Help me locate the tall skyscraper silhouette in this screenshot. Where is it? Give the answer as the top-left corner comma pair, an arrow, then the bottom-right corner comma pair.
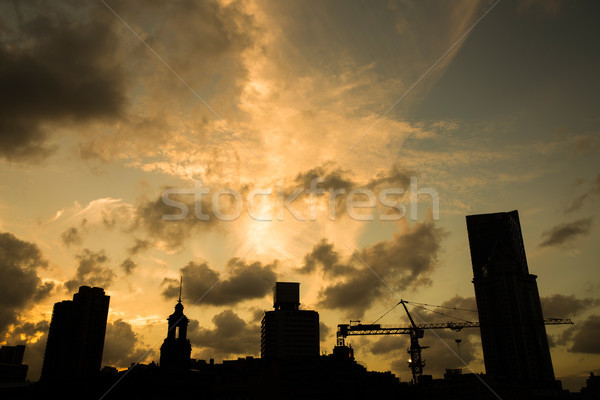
41,286 -> 110,381
466,210 -> 555,384
160,278 -> 191,370
261,282 -> 319,359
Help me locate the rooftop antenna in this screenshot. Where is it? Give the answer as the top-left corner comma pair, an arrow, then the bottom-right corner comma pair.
178,276 -> 182,303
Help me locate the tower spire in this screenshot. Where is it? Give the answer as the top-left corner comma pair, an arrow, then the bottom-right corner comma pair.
178,276 -> 182,303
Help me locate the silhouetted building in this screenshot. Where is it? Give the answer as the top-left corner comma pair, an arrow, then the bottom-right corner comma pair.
261,282 -> 319,359
466,210 -> 555,384
581,372 -> 600,399
159,285 -> 191,371
0,345 -> 28,382
41,286 -> 110,381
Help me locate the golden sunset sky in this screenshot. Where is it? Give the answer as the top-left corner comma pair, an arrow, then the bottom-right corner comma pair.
0,0 -> 598,391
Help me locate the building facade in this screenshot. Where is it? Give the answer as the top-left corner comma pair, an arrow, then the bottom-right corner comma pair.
261,282 -> 319,359
466,210 -> 555,384
41,286 -> 110,380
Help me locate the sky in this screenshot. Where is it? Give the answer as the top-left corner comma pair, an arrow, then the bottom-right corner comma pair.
0,0 -> 599,391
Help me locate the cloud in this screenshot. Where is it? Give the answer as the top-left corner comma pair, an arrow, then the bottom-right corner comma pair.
569,315 -> 600,354
0,232 -> 53,334
566,174 -> 600,212
130,162 -> 415,252
539,218 -> 593,247
120,258 -> 137,275
0,0 -> 259,165
320,322 -> 331,343
419,296 -> 479,323
370,336 -> 406,356
366,164 -> 414,190
572,135 -> 598,155
102,319 -> 151,368
289,162 -> 413,219
517,0 -> 563,16
540,294 -> 600,318
298,239 -> 353,276
127,238 -> 152,255
0,2 -> 124,162
293,163 -> 357,193
74,0 -> 259,164
188,310 -> 259,359
250,308 -> 265,323
61,227 -> 82,247
162,258 -> 277,306
65,248 -> 115,291
133,191 -> 221,250
317,220 -> 447,317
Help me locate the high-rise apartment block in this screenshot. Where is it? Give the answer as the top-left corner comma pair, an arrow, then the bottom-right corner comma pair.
466,210 -> 555,383
41,286 -> 110,380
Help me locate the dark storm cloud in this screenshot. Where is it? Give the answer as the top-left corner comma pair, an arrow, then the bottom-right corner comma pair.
76,0 -> 259,163
297,239 -> 353,276
317,221 -> 447,317
569,315 -> 600,354
188,310 -> 259,358
566,174 -> 600,213
539,218 -> 593,247
293,162 -> 356,193
0,2 -> 124,162
540,294 -> 599,318
103,319 -> 151,368
61,227 -> 82,247
120,258 -> 137,275
0,232 -> 53,334
65,248 -> 115,291
162,258 -> 277,306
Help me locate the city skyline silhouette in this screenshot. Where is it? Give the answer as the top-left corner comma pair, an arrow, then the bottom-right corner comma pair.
1,0 -> 599,398
1,211 -> 596,399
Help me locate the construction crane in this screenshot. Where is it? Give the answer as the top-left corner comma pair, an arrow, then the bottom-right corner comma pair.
336,300 -> 573,384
